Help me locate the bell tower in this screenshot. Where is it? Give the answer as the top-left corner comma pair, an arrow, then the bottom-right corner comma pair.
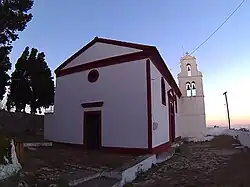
177,53 -> 206,138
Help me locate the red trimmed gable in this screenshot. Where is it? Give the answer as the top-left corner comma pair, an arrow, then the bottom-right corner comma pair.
55,37 -> 182,98
54,37 -> 156,74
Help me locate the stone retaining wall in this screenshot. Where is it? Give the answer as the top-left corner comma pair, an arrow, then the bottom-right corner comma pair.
225,129 -> 250,148
0,110 -> 44,136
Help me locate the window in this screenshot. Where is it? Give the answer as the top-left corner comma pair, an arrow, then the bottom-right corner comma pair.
88,69 -> 99,83
186,82 -> 192,97
187,64 -> 191,76
191,81 -> 196,96
161,77 -> 166,105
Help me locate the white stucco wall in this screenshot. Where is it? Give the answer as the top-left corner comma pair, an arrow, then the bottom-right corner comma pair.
63,42 -> 142,69
179,114 -> 206,138
45,59 -> 148,148
150,61 -> 180,148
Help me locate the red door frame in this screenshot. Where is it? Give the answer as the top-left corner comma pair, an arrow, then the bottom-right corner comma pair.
83,111 -> 102,149
168,89 -> 175,143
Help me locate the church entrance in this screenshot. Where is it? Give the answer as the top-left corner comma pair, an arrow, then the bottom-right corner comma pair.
84,111 -> 101,150
168,90 -> 175,143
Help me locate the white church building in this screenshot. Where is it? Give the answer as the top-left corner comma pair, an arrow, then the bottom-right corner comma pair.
44,37 -> 206,154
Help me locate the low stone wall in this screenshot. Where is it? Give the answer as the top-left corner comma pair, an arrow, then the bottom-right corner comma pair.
224,130 -> 250,148
44,113 -> 54,141
0,110 -> 44,137
207,127 -> 250,148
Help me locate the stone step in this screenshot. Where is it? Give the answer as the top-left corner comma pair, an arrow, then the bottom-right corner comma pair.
235,146 -> 245,149
23,142 -> 52,147
232,143 -> 241,147
73,176 -> 120,187
156,147 -> 175,164
65,170 -> 102,186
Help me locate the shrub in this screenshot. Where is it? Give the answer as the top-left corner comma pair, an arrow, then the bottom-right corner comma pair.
0,135 -> 11,164
239,128 -> 250,132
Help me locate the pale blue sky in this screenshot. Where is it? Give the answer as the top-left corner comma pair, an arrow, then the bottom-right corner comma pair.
9,0 -> 250,126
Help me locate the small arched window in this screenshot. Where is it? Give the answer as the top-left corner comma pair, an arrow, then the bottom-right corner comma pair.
186,82 -> 192,97
187,64 -> 191,76
161,77 -> 166,105
191,81 -> 196,96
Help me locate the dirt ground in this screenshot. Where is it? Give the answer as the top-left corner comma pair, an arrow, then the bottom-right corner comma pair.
1,144 -> 138,187
1,135 -> 250,187
22,144 -> 138,171
129,135 -> 250,187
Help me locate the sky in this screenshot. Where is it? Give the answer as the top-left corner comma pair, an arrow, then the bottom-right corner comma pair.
8,0 -> 250,127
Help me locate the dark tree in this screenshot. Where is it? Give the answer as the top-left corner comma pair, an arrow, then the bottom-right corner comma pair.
0,0 -> 33,100
0,0 -> 34,45
8,47 -> 54,113
31,52 -> 54,113
0,46 -> 11,100
8,47 -> 31,112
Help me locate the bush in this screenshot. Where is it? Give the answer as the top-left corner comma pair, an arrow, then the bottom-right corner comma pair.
239,128 -> 250,132
0,135 -> 11,164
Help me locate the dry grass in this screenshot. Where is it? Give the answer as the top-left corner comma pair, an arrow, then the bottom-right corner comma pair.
213,149 -> 250,187
209,135 -> 240,149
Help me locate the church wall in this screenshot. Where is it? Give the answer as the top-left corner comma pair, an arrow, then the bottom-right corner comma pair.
45,59 -> 149,148
178,97 -> 206,137
150,60 -> 180,148
179,113 -> 206,138
179,96 -> 205,115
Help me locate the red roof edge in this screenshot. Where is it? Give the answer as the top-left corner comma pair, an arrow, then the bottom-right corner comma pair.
54,37 -> 99,74
54,37 -> 156,74
151,49 -> 182,98
96,37 -> 156,50
54,37 -> 181,97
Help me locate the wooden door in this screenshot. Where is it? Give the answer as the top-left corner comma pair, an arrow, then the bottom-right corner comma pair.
84,111 -> 101,150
